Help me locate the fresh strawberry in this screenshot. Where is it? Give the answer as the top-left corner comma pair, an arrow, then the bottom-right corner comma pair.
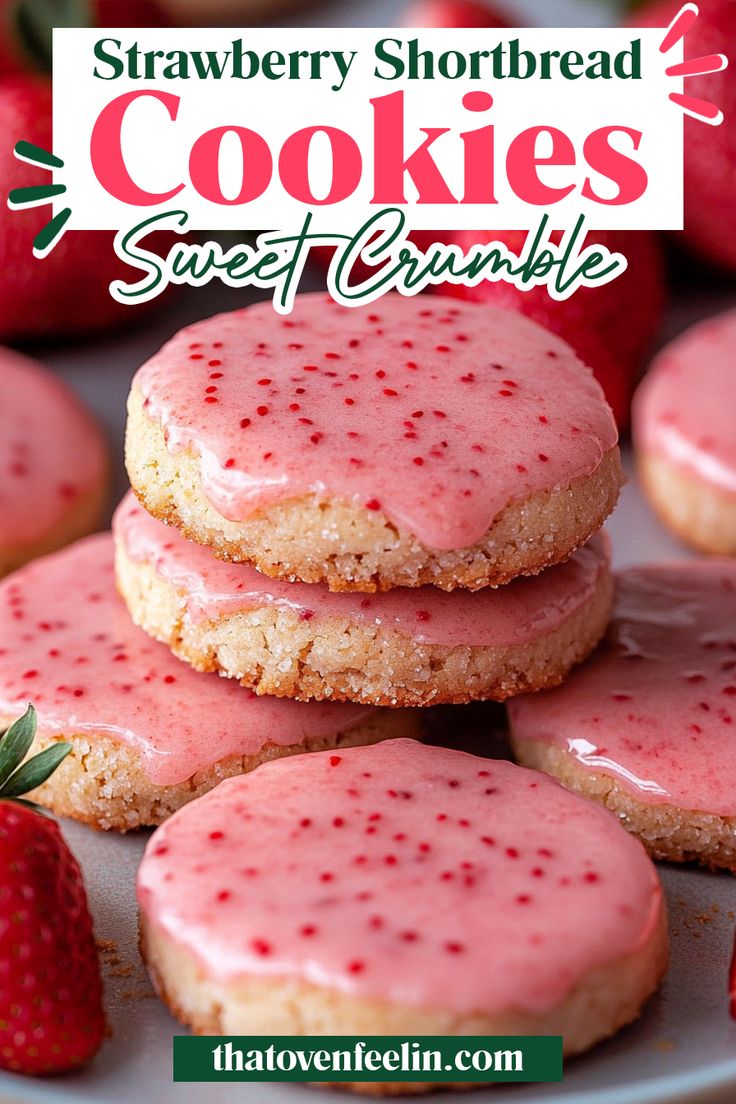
628,0 -> 736,273
0,75 -> 174,342
401,0 -> 514,27
0,705 -> 104,1075
437,228 -> 665,429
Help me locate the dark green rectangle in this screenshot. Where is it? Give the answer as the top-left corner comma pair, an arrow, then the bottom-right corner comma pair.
173,1035 -> 563,1082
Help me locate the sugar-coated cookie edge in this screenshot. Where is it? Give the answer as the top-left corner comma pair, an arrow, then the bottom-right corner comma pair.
13,712 -> 417,831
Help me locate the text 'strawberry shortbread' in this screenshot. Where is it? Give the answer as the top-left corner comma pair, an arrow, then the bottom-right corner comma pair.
0,534 -> 414,830
510,560 -> 736,871
126,293 -> 622,592
114,492 -> 612,706
0,347 -> 108,577
138,739 -> 666,1094
634,308 -> 736,555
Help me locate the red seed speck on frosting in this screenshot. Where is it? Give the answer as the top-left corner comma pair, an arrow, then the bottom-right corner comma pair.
138,740 -> 661,1016
133,294 -> 617,552
510,561 -> 736,816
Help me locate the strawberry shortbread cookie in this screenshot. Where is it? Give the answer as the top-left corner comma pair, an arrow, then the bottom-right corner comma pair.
125,294 -> 622,592
0,347 -> 107,576
0,534 -> 414,830
633,308 -> 736,555
510,560 -> 736,871
138,739 -> 666,1093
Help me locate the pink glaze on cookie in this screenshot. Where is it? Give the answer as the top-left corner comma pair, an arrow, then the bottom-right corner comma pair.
510,561 -> 736,816
634,308 -> 736,496
132,294 -> 618,551
114,492 -> 610,648
138,739 -> 662,1015
0,534 -> 374,786
0,347 -> 107,546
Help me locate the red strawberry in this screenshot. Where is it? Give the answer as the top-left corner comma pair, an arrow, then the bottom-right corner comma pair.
437,228 -> 665,429
401,0 -> 514,27
1,3 -> 170,78
628,0 -> 736,273
0,75 -> 175,342
0,705 -> 104,1075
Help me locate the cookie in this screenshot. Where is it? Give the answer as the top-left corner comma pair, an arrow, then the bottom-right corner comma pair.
633,308 -> 736,555
114,492 -> 613,706
126,293 -> 622,592
0,347 -> 108,576
0,534 -> 415,831
138,739 -> 667,1094
509,560 -> 736,871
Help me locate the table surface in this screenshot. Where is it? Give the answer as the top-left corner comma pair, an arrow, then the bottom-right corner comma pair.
2,1 -> 736,1102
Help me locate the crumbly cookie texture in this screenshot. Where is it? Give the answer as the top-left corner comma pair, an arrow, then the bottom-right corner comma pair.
140,911 -> 667,1096
14,712 -> 415,832
638,453 -> 736,556
126,386 -> 623,592
511,738 -> 736,873
114,538 -> 613,706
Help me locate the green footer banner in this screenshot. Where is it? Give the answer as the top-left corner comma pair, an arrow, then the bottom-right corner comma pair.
173,1036 -> 563,1083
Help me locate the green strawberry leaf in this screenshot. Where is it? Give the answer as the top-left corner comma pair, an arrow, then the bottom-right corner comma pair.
0,704 -> 37,788
0,741 -> 71,799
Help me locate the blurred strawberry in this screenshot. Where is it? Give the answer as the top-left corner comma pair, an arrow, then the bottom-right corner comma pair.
628,0 -> 736,273
0,2 -> 170,79
0,75 -> 176,343
438,228 -> 665,429
401,0 -> 514,27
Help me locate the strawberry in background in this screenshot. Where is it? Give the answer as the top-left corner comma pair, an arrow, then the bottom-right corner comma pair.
401,0 -> 514,26
0,2 -> 170,79
628,0 -> 736,274
438,229 -> 665,430
0,76 -> 176,343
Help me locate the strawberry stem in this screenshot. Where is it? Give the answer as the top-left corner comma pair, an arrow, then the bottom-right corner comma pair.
0,704 -> 70,804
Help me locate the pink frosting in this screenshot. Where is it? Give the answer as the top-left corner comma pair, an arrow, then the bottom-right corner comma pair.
0,534 -> 374,786
114,492 -> 609,649
138,740 -> 661,1015
509,561 -> 736,816
132,294 -> 618,551
0,347 -> 107,548
634,308 -> 736,497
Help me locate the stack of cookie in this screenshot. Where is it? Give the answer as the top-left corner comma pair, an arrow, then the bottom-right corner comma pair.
119,292 -> 622,711
0,292 -> 622,834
